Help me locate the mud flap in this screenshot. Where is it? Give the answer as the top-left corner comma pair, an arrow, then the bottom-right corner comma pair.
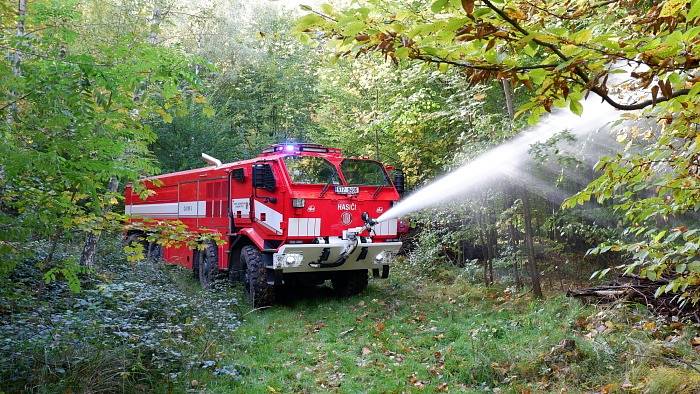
263,253 -> 284,286
267,268 -> 284,286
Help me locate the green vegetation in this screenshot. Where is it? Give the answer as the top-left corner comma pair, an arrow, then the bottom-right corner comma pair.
0,242 -> 240,392
213,265 -> 700,393
4,245 -> 700,392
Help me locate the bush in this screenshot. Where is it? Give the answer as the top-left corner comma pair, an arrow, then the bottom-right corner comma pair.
400,226 -> 447,278
0,239 -> 241,392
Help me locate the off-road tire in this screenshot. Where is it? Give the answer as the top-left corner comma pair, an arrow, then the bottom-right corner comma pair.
241,245 -> 275,308
332,270 -> 368,297
228,264 -> 243,283
125,233 -> 146,248
146,243 -> 162,262
197,243 -> 219,289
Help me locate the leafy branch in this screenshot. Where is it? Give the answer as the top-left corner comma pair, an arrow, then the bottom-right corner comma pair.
480,0 -> 691,111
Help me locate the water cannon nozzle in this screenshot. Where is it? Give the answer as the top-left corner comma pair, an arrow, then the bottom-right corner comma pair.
361,212 -> 377,227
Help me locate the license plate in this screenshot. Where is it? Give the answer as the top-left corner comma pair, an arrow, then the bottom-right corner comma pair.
334,186 -> 359,195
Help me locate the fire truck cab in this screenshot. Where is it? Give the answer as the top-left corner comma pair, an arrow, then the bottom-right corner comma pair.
124,143 -> 405,307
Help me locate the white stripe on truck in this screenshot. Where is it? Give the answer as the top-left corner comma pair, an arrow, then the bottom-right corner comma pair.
254,200 -> 283,235
288,218 -> 321,237
372,218 -> 398,236
125,201 -> 207,218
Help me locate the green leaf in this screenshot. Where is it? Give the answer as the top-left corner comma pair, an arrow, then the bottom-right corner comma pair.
161,111 -> 173,124
676,263 -> 687,274
528,68 -> 547,84
431,0 -> 450,12
395,47 -> 410,59
688,261 -> 700,273
645,269 -> 657,281
661,0 -> 689,17
654,284 -> 667,298
654,230 -> 667,242
523,43 -> 536,57
689,0 -> 700,21
342,21 -> 365,36
569,100 -> 583,116
296,13 -> 324,30
571,29 -> 592,44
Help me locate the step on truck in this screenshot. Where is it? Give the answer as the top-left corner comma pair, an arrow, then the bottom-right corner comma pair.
124,143 -> 406,307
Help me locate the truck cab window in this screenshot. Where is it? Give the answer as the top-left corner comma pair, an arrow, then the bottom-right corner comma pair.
283,156 -> 340,185
341,159 -> 389,186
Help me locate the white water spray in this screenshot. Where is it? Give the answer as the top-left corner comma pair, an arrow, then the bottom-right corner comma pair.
377,93 -> 625,223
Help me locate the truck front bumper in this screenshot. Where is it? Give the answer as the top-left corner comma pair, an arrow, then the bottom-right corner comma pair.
272,241 -> 402,273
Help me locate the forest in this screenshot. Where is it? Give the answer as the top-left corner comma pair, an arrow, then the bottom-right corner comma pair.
1,0 -> 699,392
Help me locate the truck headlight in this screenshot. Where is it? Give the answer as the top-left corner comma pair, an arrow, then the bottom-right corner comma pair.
273,253 -> 304,268
292,198 -> 305,208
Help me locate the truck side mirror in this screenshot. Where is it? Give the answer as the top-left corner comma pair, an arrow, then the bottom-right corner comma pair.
393,169 -> 405,196
252,163 -> 276,191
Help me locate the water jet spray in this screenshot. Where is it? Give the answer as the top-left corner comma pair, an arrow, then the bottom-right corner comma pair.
374,68 -> 645,224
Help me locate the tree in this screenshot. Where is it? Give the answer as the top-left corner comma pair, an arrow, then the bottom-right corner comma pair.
144,2 -> 328,173
0,0 -> 206,279
298,0 -> 700,300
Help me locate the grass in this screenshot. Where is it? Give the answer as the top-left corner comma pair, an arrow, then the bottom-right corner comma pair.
3,252 -> 700,393
178,264 -> 700,393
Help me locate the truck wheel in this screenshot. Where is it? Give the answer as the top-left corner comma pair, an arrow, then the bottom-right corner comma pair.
146,243 -> 162,262
197,243 -> 219,289
241,245 -> 275,308
332,270 -> 368,297
124,233 -> 144,247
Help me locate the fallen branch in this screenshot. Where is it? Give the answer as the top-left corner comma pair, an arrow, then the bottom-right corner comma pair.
567,275 -> 700,323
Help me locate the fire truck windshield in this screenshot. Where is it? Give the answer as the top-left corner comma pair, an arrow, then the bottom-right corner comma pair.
341,159 -> 390,186
283,156 -> 340,185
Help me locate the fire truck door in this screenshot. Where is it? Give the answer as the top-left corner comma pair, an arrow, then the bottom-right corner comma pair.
229,167 -> 251,231
252,162 -> 285,236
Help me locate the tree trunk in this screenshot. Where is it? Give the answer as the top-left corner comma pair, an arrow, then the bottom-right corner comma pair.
511,227 -> 522,287
80,177 -> 119,267
506,188 -> 523,287
522,189 -> 543,298
487,209 -> 497,283
477,212 -> 490,285
502,80 -> 524,288
6,0 -> 26,124
147,7 -> 162,45
502,79 -> 515,121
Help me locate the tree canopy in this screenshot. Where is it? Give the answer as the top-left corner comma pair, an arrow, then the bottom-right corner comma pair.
298,0 -> 700,303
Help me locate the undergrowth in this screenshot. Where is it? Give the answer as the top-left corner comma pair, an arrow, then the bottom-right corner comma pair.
2,242 -> 699,393
0,240 -> 241,393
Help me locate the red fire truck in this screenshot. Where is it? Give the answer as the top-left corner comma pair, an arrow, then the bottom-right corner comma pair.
124,143 -> 405,307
